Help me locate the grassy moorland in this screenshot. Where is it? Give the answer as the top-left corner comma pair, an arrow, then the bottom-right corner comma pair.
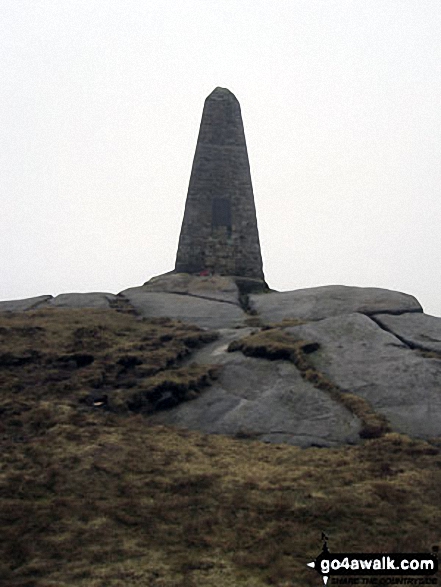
1,308 -> 441,587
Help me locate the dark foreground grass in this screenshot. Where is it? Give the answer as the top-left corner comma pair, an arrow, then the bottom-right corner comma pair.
1,309 -> 441,586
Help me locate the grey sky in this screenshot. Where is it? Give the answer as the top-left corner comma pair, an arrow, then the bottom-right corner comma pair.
1,1 -> 440,314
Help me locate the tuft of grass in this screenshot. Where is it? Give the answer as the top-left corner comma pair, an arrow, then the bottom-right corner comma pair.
244,315 -> 263,327
417,349 -> 441,361
228,328 -> 390,439
108,363 -> 221,413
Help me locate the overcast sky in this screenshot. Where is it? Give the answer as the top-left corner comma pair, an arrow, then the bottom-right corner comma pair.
1,0 -> 440,315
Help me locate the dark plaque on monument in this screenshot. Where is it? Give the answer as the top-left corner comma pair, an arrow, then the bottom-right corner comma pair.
212,198 -> 232,228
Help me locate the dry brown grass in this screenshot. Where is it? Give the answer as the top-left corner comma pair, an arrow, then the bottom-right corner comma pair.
0,308 -> 218,416
1,310 -> 441,586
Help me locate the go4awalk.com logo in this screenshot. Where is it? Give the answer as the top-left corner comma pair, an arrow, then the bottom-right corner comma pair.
307,534 -> 438,585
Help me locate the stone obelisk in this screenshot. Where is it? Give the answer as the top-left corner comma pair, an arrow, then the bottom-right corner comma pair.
175,87 -> 265,282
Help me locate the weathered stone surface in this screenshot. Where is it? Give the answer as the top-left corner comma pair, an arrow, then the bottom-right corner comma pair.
284,313 -> 441,438
372,312 -> 441,353
175,87 -> 264,281
0,295 -> 53,312
119,287 -> 246,329
142,273 -> 241,305
148,329 -> 361,447
42,292 -> 117,309
250,285 -> 422,324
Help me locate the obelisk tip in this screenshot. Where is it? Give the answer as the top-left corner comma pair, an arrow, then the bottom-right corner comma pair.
207,87 -> 237,101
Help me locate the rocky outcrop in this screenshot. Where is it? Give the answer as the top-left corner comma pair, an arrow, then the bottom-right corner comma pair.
2,279 -> 440,447
0,295 -> 53,312
0,293 -> 117,311
284,313 -> 441,439
141,273 -> 241,305
119,274 -> 247,329
129,281 -> 441,444
42,292 -> 117,309
250,285 -> 422,324
149,329 -> 361,447
0,276 -> 247,330
119,287 -> 246,330
371,312 -> 441,353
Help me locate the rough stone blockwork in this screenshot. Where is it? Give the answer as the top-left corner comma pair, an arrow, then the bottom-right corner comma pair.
175,87 -> 264,281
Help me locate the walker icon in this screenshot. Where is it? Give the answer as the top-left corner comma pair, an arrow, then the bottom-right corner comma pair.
306,533 -> 330,585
